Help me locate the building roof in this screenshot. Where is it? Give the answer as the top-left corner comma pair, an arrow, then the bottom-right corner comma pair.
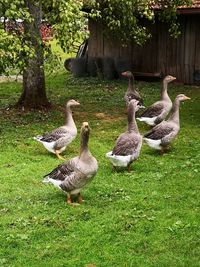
153,0 -> 200,13
188,0 -> 200,8
83,1 -> 200,14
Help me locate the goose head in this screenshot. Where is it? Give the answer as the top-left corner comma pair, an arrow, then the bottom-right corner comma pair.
128,99 -> 140,112
81,122 -> 90,134
164,75 -> 176,83
66,99 -> 80,108
175,94 -> 191,102
121,71 -> 134,79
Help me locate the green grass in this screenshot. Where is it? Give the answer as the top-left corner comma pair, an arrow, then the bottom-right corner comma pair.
0,72 -> 200,267
50,39 -> 76,62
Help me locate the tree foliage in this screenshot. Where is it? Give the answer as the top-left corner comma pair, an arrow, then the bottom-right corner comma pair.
86,0 -> 193,45
0,0 -> 88,75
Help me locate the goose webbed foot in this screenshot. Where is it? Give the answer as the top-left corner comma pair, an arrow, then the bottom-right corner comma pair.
55,150 -> 66,160
66,193 -> 84,206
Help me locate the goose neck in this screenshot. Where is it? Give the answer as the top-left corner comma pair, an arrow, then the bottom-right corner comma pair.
161,80 -> 170,100
65,106 -> 75,127
129,75 -> 135,92
169,99 -> 180,125
80,130 -> 89,156
127,105 -> 139,133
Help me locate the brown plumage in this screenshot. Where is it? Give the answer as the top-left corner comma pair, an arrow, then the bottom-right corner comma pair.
137,75 -> 176,126
122,71 -> 144,108
43,122 -> 98,204
106,99 -> 142,171
143,94 -> 190,153
34,99 -> 80,160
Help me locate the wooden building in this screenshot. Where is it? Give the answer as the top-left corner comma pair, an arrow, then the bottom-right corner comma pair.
88,2 -> 200,84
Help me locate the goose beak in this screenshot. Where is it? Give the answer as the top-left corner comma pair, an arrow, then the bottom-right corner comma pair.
139,105 -> 145,109
184,96 -> 191,100
75,101 -> 80,105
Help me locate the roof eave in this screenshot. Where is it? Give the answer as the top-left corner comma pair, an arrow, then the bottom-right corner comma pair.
153,7 -> 200,15
177,8 -> 200,14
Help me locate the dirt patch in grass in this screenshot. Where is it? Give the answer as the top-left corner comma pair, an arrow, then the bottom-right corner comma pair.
95,112 -> 124,122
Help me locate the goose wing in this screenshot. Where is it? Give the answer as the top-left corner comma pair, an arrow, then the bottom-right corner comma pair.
144,122 -> 174,140
40,127 -> 71,142
140,102 -> 164,118
112,133 -> 140,156
44,157 -> 78,181
44,157 -> 94,192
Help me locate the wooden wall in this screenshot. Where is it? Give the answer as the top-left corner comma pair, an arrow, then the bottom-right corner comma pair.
88,15 -> 200,84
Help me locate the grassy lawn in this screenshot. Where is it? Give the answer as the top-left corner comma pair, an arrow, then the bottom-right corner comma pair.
0,72 -> 200,267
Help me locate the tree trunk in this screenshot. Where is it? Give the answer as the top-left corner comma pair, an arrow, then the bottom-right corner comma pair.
16,0 -> 50,109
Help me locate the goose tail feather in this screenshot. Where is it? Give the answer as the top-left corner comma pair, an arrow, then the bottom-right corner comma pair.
43,177 -> 62,189
33,136 -> 43,142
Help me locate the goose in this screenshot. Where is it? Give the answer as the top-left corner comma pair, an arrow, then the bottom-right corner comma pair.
122,71 -> 144,108
143,94 -> 190,154
106,99 -> 142,171
43,122 -> 98,204
137,75 -> 176,126
34,99 -> 80,160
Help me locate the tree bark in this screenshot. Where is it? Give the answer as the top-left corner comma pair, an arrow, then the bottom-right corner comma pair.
16,0 -> 50,109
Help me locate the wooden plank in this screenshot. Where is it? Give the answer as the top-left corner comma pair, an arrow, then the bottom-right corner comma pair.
189,16 -> 196,83
103,37 -> 120,58
184,16 -> 190,83
97,22 -> 104,57
119,41 -> 132,66
143,22 -> 158,72
132,44 -> 142,71
88,20 -> 104,58
132,71 -> 162,77
88,15 -> 199,84
131,21 -> 158,73
194,15 -> 200,70
176,16 -> 185,83
184,15 -> 196,83
88,19 -> 95,57
157,22 -> 167,76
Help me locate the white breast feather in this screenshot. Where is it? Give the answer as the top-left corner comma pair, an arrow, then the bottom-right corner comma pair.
42,141 -> 57,153
137,117 -> 157,126
106,151 -> 132,167
143,138 -> 162,150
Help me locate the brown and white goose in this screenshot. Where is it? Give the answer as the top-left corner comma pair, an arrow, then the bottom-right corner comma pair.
122,71 -> 144,108
137,75 -> 176,126
106,99 -> 142,171
143,94 -> 190,154
43,122 -> 98,204
34,99 -> 80,160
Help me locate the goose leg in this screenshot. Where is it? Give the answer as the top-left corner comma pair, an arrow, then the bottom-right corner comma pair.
160,149 -> 164,155
127,164 -> 132,172
66,193 -> 72,204
112,165 -> 117,172
55,150 -> 65,160
160,146 -> 169,155
77,192 -> 84,204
